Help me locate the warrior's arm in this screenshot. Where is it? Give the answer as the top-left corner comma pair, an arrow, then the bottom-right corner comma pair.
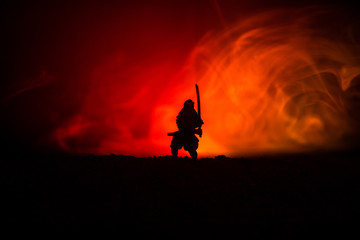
194,112 -> 204,128
176,114 -> 186,130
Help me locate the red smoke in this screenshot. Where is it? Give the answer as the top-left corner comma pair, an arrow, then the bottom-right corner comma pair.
52,7 -> 360,157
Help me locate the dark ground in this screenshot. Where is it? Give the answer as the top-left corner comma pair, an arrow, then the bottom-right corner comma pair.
2,151 -> 360,233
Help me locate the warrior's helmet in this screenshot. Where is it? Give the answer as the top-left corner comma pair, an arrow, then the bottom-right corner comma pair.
184,99 -> 194,109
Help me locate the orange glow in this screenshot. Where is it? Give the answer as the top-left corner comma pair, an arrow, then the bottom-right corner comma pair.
55,8 -> 360,157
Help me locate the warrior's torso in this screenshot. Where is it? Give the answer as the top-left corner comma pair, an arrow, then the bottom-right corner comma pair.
176,108 -> 201,132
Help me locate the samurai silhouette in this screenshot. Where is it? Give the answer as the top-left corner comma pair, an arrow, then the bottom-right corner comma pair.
168,85 -> 204,159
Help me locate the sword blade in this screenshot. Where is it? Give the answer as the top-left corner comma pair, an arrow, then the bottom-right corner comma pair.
196,84 -> 201,118
195,84 -> 202,137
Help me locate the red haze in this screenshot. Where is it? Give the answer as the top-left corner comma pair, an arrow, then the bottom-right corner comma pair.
55,7 -> 360,157
2,2 -> 360,157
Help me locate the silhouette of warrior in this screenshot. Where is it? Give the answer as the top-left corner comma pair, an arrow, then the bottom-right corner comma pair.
169,99 -> 204,159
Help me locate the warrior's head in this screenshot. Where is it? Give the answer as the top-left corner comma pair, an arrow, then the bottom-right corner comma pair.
184,99 -> 195,109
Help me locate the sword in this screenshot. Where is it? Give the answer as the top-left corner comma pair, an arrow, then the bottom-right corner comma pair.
196,84 -> 203,137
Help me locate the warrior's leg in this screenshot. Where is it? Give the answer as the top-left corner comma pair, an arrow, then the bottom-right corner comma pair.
184,134 -> 199,160
170,135 -> 181,157
189,150 -> 197,160
171,147 -> 178,157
